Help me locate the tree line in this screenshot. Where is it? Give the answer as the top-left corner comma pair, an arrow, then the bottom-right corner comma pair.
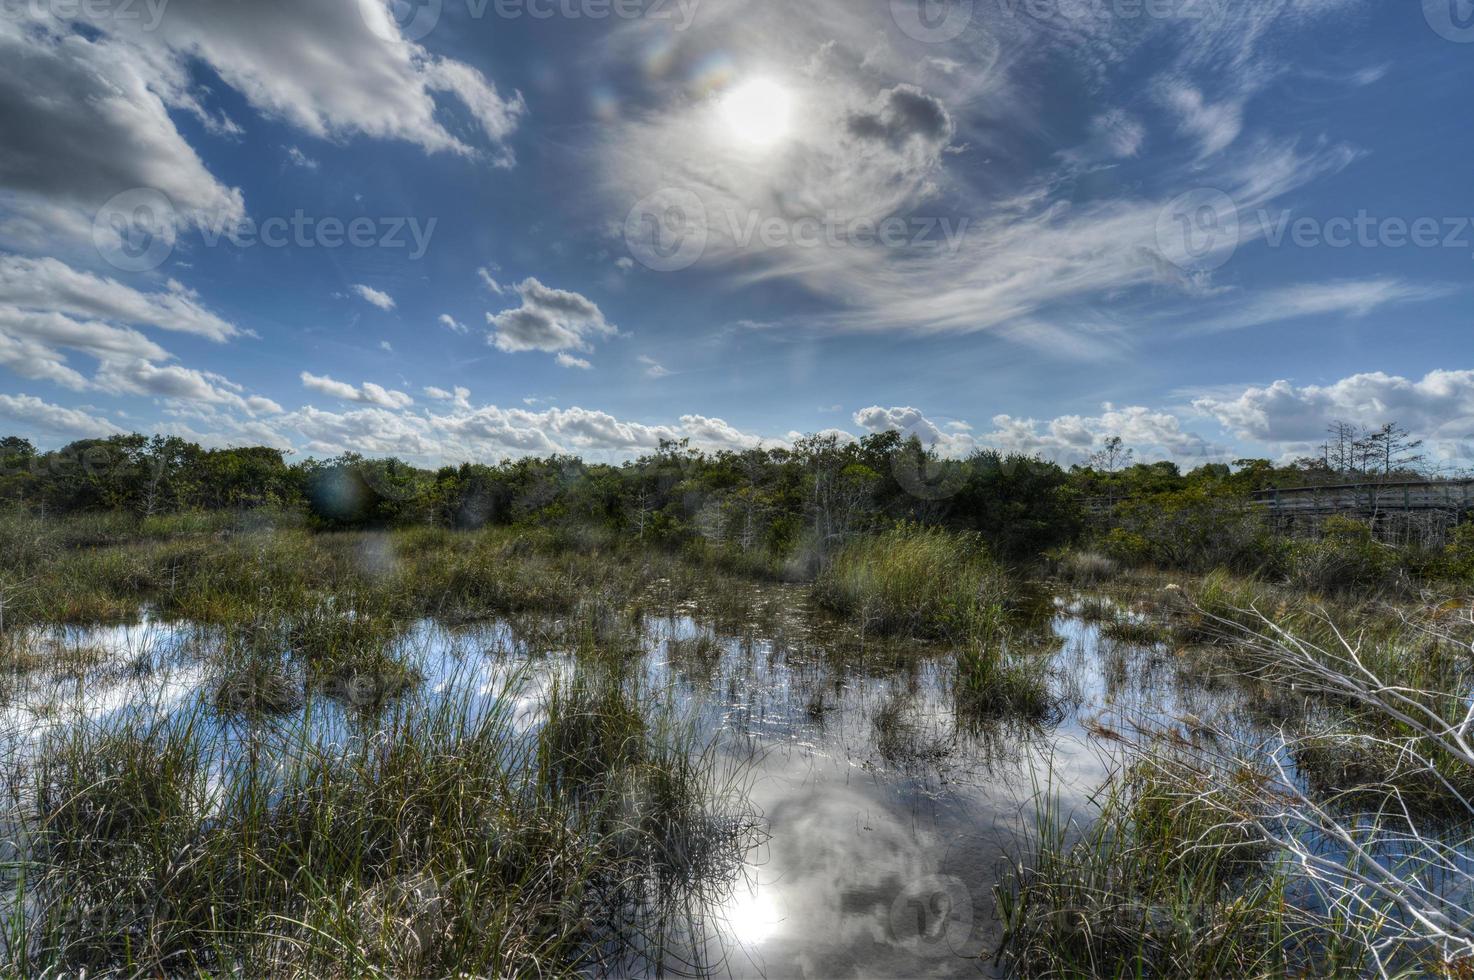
0,422 -> 1448,564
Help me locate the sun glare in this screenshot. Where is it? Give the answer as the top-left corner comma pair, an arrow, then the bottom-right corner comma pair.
719,78 -> 793,149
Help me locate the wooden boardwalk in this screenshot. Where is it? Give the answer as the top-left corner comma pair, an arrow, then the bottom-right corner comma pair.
1250,480 -> 1474,518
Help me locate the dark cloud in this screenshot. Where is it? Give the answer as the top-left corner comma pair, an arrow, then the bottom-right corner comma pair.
847,85 -> 954,150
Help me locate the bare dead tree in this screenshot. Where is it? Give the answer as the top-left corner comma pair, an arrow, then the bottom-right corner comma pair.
1144,602 -> 1474,973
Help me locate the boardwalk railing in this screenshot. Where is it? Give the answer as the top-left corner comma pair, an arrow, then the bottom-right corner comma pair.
1084,480 -> 1474,519
1249,480 -> 1474,517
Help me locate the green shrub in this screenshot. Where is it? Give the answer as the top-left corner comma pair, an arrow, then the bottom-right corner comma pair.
1436,522 -> 1474,581
1286,517 -> 1400,592
1103,488 -> 1282,575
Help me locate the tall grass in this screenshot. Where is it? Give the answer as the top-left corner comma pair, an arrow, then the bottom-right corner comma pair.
2,667 -> 760,976
994,754 -> 1354,977
816,523 -> 1011,640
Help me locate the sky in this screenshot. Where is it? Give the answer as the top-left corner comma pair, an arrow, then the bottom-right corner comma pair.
1,0 -> 1472,470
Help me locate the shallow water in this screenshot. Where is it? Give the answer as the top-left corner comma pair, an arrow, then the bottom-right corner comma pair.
0,590 -> 1315,977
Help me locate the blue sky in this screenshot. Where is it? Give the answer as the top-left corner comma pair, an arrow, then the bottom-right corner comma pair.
1,0 -> 1472,468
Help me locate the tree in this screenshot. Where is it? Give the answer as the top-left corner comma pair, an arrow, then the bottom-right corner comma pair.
1089,436 -> 1134,474
1361,422 -> 1426,478
1323,420 -> 1360,475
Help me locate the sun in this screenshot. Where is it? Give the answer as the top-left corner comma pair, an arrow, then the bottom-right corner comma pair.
719,78 -> 793,149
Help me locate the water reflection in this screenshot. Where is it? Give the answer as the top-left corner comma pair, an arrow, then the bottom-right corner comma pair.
1,590 -> 1268,977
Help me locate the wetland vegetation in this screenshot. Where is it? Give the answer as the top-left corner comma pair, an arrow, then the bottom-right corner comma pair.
0,430 -> 1472,976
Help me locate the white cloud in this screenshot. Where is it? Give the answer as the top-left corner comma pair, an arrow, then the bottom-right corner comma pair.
556,352 -> 593,370
0,256 -> 240,341
1155,80 -> 1243,159
487,278 -> 616,355
1193,279 -> 1454,334
855,405 -> 951,443
479,268 -> 506,294
983,405 -> 1220,465
0,256 -> 282,415
261,401 -> 772,463
678,414 -> 763,451
594,0 -> 1369,348
855,403 -> 1222,466
424,385 -> 472,410
0,17 -> 245,236
96,357 -> 282,415
0,1 -> 523,247
0,329 -> 90,390
300,371 -> 414,410
352,284 -> 396,311
438,314 -> 468,334
1193,370 -> 1474,451
96,0 -> 523,158
0,393 -> 126,437
638,355 -> 669,378
0,306 -> 168,362
1088,109 -> 1145,159
285,146 -> 319,170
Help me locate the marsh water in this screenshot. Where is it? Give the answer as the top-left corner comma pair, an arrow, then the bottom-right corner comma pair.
4,585 -> 1277,978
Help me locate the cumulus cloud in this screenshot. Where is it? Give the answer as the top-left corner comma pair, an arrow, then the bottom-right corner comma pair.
0,0 -> 523,246
262,401 -> 771,463
300,371 -> 414,409
438,314 -> 468,334
0,255 -> 278,413
854,405 -> 953,444
678,414 -> 763,451
0,256 -> 240,341
352,284 -> 396,311
854,403 -> 1222,466
487,278 -> 616,355
1193,370 -> 1474,450
98,358 -> 282,415
0,327 -> 91,389
556,353 -> 593,370
984,405 -> 1220,465
0,393 -> 125,437
0,307 -> 167,363
424,385 -> 472,409
0,17 -> 245,233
